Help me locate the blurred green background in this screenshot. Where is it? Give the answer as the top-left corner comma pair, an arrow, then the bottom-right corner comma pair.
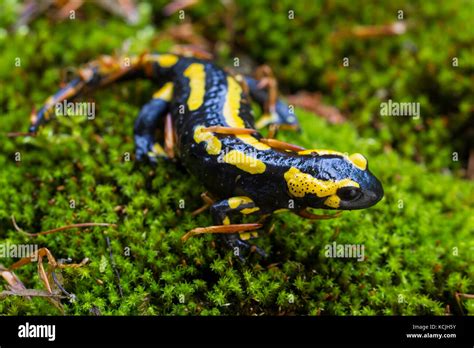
0,0 -> 473,315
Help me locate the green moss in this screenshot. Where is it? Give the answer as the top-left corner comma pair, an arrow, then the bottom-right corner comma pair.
0,0 -> 472,316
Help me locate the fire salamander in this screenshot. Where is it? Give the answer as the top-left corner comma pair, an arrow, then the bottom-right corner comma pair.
28,53 -> 384,262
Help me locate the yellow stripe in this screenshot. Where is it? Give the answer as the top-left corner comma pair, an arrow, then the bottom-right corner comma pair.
193,126 -> 222,155
152,82 -> 174,101
284,167 -> 359,198
223,77 -> 270,150
223,77 -> 245,128
222,150 -> 266,174
184,63 -> 206,111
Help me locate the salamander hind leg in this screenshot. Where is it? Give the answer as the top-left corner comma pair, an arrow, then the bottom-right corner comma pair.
211,198 -> 267,262
244,72 -> 300,137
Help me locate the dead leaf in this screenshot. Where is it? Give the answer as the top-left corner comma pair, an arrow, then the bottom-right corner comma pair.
287,92 -> 346,124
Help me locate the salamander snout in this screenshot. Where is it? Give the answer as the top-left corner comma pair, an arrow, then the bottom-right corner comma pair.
336,170 -> 384,210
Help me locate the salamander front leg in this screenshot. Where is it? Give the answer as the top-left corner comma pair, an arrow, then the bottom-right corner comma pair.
183,197 -> 267,262
134,83 -> 173,165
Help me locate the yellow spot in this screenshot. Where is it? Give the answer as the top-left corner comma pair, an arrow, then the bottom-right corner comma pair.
228,196 -> 253,209
324,195 -> 341,208
240,232 -> 251,240
152,143 -> 166,156
155,54 -> 179,68
194,126 -> 222,155
240,232 -> 258,240
241,207 -> 260,214
223,77 -> 270,150
228,196 -> 260,214
222,150 -> 266,174
274,208 -> 289,214
152,82 -> 174,101
284,167 -> 359,198
349,153 -> 367,170
298,149 -> 368,170
184,63 -> 206,111
223,216 -> 230,225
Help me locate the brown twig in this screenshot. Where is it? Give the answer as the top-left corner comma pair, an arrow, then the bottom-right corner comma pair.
181,223 -> 262,242
6,132 -> 36,137
454,292 -> 474,315
0,265 -> 28,296
456,292 -> 474,299
11,215 -> 117,237
332,22 -> 407,41
0,289 -> 66,299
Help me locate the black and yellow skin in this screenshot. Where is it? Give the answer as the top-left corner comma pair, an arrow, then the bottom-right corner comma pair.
28,53 -> 384,261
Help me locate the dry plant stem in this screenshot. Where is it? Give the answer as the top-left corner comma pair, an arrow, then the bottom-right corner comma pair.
11,215 -> 117,237
182,223 -> 262,242
260,138 -> 305,152
6,131 -> 36,137
203,126 -> 257,135
454,291 -> 474,315
191,192 -> 216,216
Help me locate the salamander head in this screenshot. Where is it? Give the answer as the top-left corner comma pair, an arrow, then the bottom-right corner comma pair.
284,150 -> 384,210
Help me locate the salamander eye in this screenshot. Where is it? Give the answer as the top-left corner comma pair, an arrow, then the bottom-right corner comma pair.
337,187 -> 361,201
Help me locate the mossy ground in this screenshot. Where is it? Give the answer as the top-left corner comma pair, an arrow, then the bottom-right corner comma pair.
0,1 -> 473,315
